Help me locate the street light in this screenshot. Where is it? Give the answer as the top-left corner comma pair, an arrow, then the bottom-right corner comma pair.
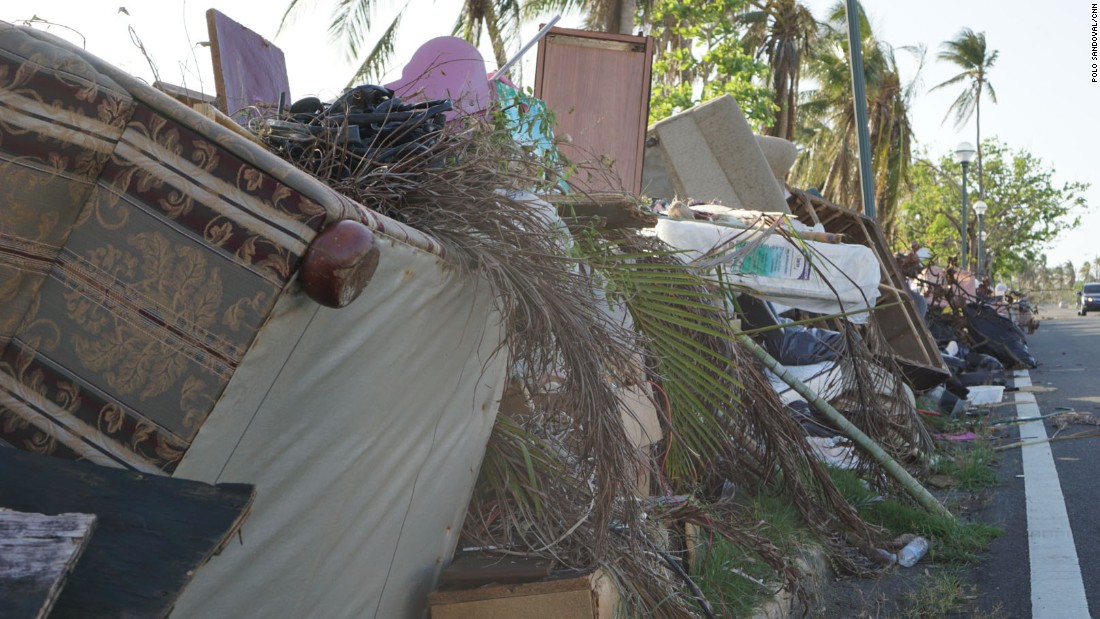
973,200 -> 988,278
955,142 -> 977,271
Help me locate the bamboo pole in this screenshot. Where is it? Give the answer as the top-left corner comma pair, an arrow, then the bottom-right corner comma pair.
738,334 -> 953,519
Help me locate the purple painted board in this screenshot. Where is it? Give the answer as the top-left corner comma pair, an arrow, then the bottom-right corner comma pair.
206,9 -> 291,122
385,37 -> 492,119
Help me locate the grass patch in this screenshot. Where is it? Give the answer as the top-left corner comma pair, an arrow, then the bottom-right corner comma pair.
688,493 -> 813,617
747,493 -> 811,546
896,568 -> 971,618
863,499 -> 1001,564
827,467 -> 1002,564
690,535 -> 778,618
936,442 -> 1000,490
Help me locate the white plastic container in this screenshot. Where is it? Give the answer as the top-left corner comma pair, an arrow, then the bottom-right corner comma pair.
966,385 -> 1006,407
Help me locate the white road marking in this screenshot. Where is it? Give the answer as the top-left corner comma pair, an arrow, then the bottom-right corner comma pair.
1015,369 -> 1091,618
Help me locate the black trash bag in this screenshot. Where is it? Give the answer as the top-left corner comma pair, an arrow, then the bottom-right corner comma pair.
958,369 -> 1006,387
964,303 -> 1038,369
944,349 -> 1006,386
941,352 -> 966,375
965,351 -> 1005,373
960,350 -> 1006,385
737,294 -> 845,365
786,400 -> 836,437
926,311 -> 960,347
764,327 -> 844,365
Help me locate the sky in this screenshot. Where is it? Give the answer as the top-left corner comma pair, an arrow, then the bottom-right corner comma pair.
5,1 -> 1097,271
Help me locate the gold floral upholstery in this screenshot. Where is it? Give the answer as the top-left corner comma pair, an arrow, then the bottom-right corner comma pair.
0,22 -> 343,472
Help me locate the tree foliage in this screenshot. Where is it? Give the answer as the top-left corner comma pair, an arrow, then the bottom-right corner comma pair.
740,0 -> 818,141
647,0 -> 774,124
931,27 -> 997,198
280,0 -> 522,83
894,138 -> 1089,280
1010,258 -> 1083,305
791,1 -> 920,235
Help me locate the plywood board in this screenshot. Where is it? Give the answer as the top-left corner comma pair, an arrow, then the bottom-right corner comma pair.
787,188 -> 950,389
0,509 -> 95,619
0,447 -> 254,618
206,9 -> 290,121
535,27 -> 653,194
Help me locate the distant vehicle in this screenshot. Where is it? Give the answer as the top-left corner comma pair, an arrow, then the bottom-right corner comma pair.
1077,283 -> 1100,315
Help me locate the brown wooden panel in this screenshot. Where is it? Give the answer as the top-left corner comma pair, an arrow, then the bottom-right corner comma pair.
535,28 -> 653,194
206,9 -> 291,121
787,188 -> 950,390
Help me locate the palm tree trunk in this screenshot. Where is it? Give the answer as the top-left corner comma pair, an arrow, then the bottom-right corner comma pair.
618,0 -> 636,35
603,0 -> 637,35
738,333 -> 952,518
784,64 -> 799,141
975,82 -> 984,200
772,75 -> 789,137
482,3 -> 509,69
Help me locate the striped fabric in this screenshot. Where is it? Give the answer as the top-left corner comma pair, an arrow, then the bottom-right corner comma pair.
0,23 -> 329,472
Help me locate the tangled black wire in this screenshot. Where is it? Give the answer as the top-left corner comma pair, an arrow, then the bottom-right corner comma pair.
261,85 -> 453,182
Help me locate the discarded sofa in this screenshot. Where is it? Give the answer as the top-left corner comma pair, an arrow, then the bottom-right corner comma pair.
0,22 -> 507,618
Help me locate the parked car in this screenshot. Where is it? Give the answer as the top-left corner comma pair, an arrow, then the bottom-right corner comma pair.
1077,283 -> 1100,315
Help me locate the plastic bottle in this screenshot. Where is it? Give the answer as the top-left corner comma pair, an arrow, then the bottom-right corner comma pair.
896,536 -> 929,567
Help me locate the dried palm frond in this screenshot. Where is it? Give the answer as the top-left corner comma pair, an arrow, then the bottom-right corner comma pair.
589,235 -> 887,571
261,104 -> 672,603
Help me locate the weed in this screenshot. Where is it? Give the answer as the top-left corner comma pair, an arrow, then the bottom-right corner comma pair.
896,567 -> 1006,618
936,442 -> 1000,490
688,493 -> 815,617
691,535 -> 779,618
897,568 -> 970,618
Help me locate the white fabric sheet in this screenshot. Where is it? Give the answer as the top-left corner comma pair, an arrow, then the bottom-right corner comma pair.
655,218 -> 881,323
172,236 -> 507,619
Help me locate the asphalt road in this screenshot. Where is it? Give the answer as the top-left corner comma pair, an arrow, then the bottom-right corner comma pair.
970,307 -> 1100,618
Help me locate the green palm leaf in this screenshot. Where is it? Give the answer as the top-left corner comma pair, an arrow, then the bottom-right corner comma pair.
345,9 -> 404,86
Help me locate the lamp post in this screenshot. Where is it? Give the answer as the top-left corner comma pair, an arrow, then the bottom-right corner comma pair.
955,142 -> 977,271
973,200 -> 988,278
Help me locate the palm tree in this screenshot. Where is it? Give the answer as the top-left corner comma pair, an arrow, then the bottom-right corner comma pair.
792,1 -> 920,237
931,28 -> 998,199
279,0 -> 521,85
525,0 -> 646,34
1063,261 -> 1076,290
740,0 -> 818,141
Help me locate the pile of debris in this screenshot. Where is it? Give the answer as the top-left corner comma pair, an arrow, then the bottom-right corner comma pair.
893,247 -> 1040,415
0,14 -> 992,619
